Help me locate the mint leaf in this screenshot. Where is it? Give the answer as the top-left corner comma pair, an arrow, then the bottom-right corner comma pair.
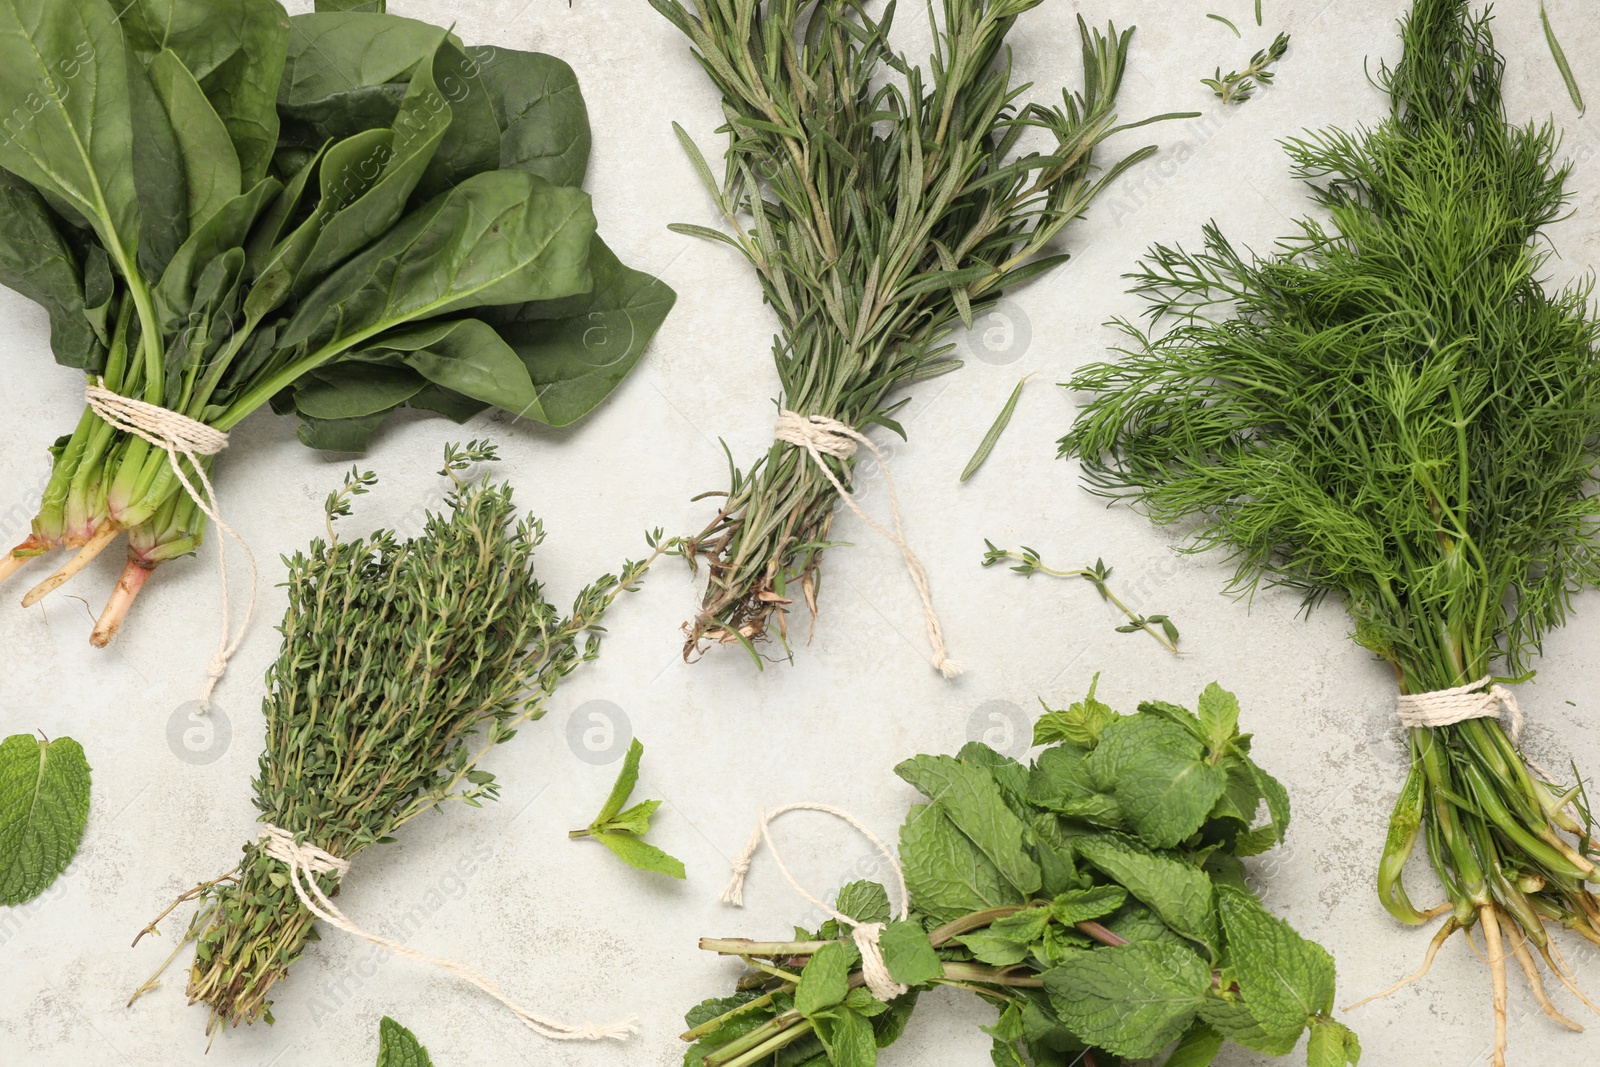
1307,1017 -> 1362,1066
956,742 -> 1031,819
1215,884 -> 1334,1044
1087,715 -> 1226,849
1051,885 -> 1127,925
1166,1019 -> 1225,1066
376,1017 -> 433,1067
796,941 -> 857,1017
1044,942 -> 1210,1057
1075,835 -> 1218,951
896,755 -> 1042,896
606,798 -> 661,836
879,920 -> 943,986
1244,754 -> 1292,843
0,734 -> 91,906
989,906 -> 1052,943
1197,683 -> 1240,752
596,737 -> 643,824
592,831 -> 687,879
1032,679 -> 1119,749
834,880 -> 892,925
1027,746 -> 1123,827
1198,996 -> 1298,1055
958,929 -> 1032,966
572,738 -> 686,878
897,802 -> 1026,924
814,1004 -> 877,1067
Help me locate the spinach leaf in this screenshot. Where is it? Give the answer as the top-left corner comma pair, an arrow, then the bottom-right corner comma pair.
0,171 -> 103,369
478,48 -> 591,186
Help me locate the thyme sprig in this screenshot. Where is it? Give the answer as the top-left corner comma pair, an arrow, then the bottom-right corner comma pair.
135,443 -> 652,1037
1203,31 -> 1290,104
653,0 -> 1192,666
981,541 -> 1179,652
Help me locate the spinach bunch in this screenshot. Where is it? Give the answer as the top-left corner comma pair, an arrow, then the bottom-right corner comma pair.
0,0 -> 674,644
685,683 -> 1359,1067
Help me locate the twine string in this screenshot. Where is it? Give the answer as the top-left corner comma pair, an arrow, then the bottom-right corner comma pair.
722,802 -> 911,1002
774,411 -> 959,679
84,380 -> 255,707
257,824 -> 636,1042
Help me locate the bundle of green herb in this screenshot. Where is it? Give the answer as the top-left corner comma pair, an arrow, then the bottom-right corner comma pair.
134,443 -> 648,1040
653,0 -> 1189,670
685,682 -> 1359,1067
0,0 -> 673,646
1061,1 -> 1600,1059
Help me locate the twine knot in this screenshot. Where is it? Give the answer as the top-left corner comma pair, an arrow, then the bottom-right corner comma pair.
773,410 -> 960,679
722,803 -> 914,1002
257,823 -> 635,1042
85,379 -> 255,709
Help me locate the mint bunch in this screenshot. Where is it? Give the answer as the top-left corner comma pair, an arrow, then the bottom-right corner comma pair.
682,682 -> 1359,1067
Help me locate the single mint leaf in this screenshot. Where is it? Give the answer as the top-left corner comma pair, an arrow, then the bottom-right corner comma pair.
1197,683 -> 1241,752
897,803 -> 1025,924
1075,835 -> 1218,951
1244,755 -> 1292,843
842,986 -> 890,1018
1051,885 -> 1128,925
1215,884 -> 1335,1044
1165,1019 -> 1225,1066
0,734 -> 91,906
956,742 -> 1031,819
795,941 -> 857,1017
834,880 -> 892,925
592,831 -> 686,879
1198,995 -> 1299,1056
958,929 -> 1032,967
1136,700 -> 1207,743
1307,1017 -> 1362,1067
989,906 -> 1052,943
879,920 -> 943,986
814,1004 -> 876,1067
1044,942 -> 1210,1057
1027,746 -> 1123,828
596,736 -> 643,824
376,1017 -> 434,1067
895,755 -> 1042,896
1088,715 -> 1227,849
605,798 -> 661,837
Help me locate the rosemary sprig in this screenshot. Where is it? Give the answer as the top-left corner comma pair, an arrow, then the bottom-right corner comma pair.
653,0 -> 1192,665
1203,31 -> 1290,104
139,443 -> 652,1036
981,540 -> 1180,652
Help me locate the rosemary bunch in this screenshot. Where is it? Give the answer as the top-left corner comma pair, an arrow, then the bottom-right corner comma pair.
653,0 -> 1188,665
141,443 -> 647,1036
1063,1 -> 1600,1059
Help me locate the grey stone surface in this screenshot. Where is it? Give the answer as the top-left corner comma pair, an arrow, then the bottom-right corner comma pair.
3,1 -> 1599,1064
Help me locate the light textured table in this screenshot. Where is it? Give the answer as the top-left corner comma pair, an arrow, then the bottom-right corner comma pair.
3,1 -> 1598,1064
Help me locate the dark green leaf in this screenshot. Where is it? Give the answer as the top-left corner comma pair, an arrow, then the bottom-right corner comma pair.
295,363 -> 426,419
0,172 -> 103,370
895,755 -> 1042,897
478,48 -> 590,187
0,734 -> 91,906
1044,942 -> 1210,1057
1087,714 -> 1227,849
375,1016 -> 433,1067
897,803 -> 1022,924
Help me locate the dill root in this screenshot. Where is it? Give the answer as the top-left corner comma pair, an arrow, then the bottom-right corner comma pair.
1061,0 -> 1600,1061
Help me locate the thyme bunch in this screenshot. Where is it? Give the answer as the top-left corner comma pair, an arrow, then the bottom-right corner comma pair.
653,0 -> 1190,666
1063,1 -> 1600,1059
136,443 -> 649,1037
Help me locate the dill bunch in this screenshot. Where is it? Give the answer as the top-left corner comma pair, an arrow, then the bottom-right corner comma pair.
653,0 -> 1189,666
138,443 -> 647,1037
1061,1 -> 1600,1059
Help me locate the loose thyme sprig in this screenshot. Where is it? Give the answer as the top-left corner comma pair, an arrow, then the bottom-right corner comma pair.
981,540 -> 1180,652
1204,31 -> 1290,104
